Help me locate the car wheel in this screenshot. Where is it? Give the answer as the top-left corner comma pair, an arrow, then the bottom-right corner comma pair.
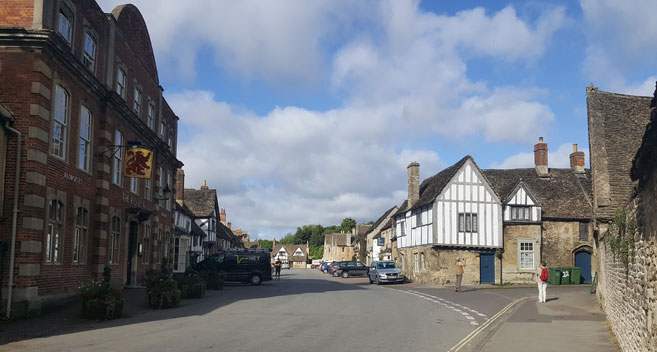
375,276 -> 381,285
342,271 -> 349,278
332,271 -> 337,277
250,274 -> 262,286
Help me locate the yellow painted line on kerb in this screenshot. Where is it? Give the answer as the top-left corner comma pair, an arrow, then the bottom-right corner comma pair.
448,296 -> 529,352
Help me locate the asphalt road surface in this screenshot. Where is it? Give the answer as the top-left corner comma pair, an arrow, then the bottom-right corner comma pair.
2,269 -> 488,352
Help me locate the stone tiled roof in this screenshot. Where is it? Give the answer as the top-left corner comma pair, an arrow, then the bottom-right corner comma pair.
396,155 -> 593,221
191,221 -> 205,237
482,168 -> 593,220
365,207 -> 397,237
587,86 -> 653,220
354,224 -> 373,241
414,155 -> 471,211
273,245 -> 308,261
631,83 -> 657,189
184,188 -> 218,218
217,221 -> 236,241
325,233 -> 349,246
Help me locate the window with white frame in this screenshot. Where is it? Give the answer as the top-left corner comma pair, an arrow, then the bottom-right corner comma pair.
511,206 -> 531,221
116,68 -> 126,99
414,253 -> 419,272
173,238 -> 189,273
78,106 -> 92,171
147,102 -> 155,129
113,130 -> 123,185
133,86 -> 142,115
73,206 -> 88,264
52,85 -> 69,159
142,223 -> 150,264
458,212 -> 478,233
420,252 -> 425,271
57,9 -> 72,44
82,32 -> 96,71
109,216 -> 121,264
130,177 -> 138,194
519,240 -> 535,270
46,199 -> 64,263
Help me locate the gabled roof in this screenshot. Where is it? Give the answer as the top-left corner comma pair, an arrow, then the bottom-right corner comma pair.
365,206 -> 398,237
184,188 -> 218,218
216,221 -> 237,241
482,168 -> 592,220
191,221 -> 206,237
414,155 -> 471,211
631,84 -> 657,189
587,86 -> 652,219
325,233 -> 350,246
503,180 -> 541,206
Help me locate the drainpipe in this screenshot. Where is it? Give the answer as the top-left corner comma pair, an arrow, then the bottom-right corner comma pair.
5,122 -> 22,318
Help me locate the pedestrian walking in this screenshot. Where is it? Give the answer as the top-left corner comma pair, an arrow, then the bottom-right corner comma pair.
455,257 -> 466,292
274,259 -> 282,280
536,261 -> 548,302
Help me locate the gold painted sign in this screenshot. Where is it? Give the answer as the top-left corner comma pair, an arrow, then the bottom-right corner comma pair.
124,147 -> 153,179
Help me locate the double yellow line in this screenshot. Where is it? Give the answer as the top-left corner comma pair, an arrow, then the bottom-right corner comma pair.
448,296 -> 529,352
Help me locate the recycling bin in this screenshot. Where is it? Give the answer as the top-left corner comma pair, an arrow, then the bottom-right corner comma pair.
559,267 -> 572,285
548,268 -> 561,285
571,267 -> 582,285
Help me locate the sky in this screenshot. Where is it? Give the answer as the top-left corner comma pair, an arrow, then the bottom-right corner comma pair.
97,0 -> 657,240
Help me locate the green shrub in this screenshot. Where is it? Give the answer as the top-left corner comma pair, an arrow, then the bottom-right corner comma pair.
146,269 -> 181,309
201,270 -> 226,290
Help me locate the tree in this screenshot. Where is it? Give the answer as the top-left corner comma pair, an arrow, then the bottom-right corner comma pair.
279,233 -> 296,245
308,246 -> 324,259
341,218 -> 357,233
256,239 -> 273,248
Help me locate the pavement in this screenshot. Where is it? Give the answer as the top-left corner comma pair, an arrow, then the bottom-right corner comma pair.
0,272 -> 620,352
392,283 -> 620,352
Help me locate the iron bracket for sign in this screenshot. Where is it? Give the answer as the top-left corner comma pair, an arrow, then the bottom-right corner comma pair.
96,140 -> 144,158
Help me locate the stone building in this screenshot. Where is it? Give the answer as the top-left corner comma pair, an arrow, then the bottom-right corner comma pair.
394,139 -> 594,285
272,243 -> 309,268
588,84 -> 656,351
323,232 -> 356,262
0,1 -> 182,316
364,206 -> 397,264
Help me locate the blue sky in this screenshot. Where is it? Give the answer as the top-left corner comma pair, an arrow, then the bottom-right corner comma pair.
98,0 -> 657,240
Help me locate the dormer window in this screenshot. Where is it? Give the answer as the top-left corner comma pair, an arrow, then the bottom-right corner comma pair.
510,206 -> 531,221
83,32 -> 96,72
58,10 -> 72,44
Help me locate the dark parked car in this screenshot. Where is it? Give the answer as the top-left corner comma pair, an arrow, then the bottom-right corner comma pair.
194,248 -> 272,285
334,261 -> 369,278
368,260 -> 403,284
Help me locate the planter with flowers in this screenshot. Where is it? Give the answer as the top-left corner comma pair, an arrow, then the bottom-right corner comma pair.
180,269 -> 206,299
146,262 -> 181,309
80,267 -> 124,320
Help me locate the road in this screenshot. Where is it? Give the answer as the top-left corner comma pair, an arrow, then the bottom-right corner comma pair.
0,269 -> 618,352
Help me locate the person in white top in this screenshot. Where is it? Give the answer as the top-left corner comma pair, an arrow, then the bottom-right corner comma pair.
536,262 -> 548,303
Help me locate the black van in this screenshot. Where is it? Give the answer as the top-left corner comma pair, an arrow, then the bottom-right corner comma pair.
194,248 -> 272,285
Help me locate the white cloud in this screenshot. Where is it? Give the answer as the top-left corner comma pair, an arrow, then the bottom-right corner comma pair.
580,0 -> 657,92
95,1 -> 567,237
492,142 -> 590,169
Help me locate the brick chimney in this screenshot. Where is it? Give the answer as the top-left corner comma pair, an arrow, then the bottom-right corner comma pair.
175,168 -> 185,204
220,208 -> 226,224
201,179 -> 208,190
569,144 -> 585,174
407,161 -> 420,208
534,137 -> 548,177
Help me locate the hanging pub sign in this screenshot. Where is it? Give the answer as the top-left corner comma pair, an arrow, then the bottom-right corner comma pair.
124,147 -> 153,179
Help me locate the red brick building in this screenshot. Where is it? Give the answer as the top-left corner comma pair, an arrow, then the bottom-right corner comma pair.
0,0 -> 182,317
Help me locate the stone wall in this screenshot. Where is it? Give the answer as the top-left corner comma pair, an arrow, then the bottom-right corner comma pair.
597,180 -> 657,351
397,248 -> 484,285
501,224 -> 540,283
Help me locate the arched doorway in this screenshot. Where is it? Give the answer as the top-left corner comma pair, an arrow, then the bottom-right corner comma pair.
574,248 -> 592,284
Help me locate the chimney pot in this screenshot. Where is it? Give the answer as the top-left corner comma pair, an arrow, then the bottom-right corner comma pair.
534,138 -> 548,177
201,179 -> 209,190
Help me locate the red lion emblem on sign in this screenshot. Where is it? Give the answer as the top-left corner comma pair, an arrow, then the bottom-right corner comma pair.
125,149 -> 152,177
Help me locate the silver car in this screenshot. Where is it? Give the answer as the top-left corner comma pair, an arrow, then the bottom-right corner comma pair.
368,260 -> 404,285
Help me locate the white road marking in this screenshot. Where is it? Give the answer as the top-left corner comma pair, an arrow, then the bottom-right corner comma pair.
398,289 -> 484,327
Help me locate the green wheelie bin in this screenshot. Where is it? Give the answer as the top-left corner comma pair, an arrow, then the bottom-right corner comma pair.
571,267 -> 582,284
548,268 -> 561,285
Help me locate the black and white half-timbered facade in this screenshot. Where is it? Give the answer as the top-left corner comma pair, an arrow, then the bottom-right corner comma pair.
394,138 -> 596,285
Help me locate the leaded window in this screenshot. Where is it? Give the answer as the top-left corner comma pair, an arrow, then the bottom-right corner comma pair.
73,207 -> 89,264
519,240 -> 535,270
